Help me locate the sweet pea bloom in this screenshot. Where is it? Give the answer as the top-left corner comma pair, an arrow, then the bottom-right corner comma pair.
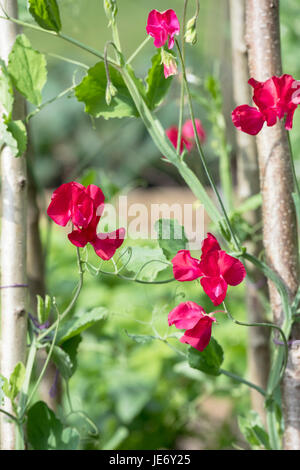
146,9 -> 180,49
161,49 -> 178,79
172,233 -> 246,306
168,301 -> 216,351
47,182 -> 125,260
166,119 -> 206,154
232,74 -> 300,135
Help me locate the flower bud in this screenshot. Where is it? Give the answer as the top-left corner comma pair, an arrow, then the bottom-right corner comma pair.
161,49 -> 178,79
185,16 -> 197,45
103,0 -> 118,26
105,81 -> 118,105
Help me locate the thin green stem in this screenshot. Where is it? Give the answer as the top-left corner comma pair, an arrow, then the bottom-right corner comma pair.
43,52 -> 89,69
177,0 -> 189,154
0,408 -> 18,423
224,302 -> 289,384
219,369 -> 266,397
126,36 -> 151,65
26,85 -> 76,122
0,15 -> 117,66
175,38 -> 240,251
38,247 -> 84,342
24,311 -> 60,414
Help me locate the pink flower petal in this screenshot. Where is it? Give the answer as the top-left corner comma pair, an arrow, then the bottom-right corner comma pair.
179,315 -> 216,351
168,301 -> 206,330
218,251 -> 246,286
201,233 -> 220,258
91,227 -> 125,260
200,276 -> 228,306
182,119 -> 206,144
146,9 -> 179,49
232,104 -> 265,135
172,250 -> 202,281
199,250 -> 220,278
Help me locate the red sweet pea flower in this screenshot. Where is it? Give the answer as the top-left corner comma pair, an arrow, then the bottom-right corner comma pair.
171,233 -> 246,306
146,9 -> 180,49
47,182 -> 96,228
232,74 -> 300,135
47,182 -> 125,261
166,119 -> 206,154
168,301 -> 216,351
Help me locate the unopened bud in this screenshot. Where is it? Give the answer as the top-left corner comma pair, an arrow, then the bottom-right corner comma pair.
185,16 -> 197,45
103,0 -> 118,26
161,49 -> 178,79
105,81 -> 118,105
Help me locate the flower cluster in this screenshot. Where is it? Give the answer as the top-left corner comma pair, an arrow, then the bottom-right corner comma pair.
168,234 -> 246,352
47,182 -> 125,260
146,9 -> 180,79
166,119 -> 206,154
232,74 -> 300,135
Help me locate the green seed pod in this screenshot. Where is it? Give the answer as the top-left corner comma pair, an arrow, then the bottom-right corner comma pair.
44,295 -> 52,321
37,295 -> 45,325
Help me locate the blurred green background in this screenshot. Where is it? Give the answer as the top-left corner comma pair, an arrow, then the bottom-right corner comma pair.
15,0 -> 300,450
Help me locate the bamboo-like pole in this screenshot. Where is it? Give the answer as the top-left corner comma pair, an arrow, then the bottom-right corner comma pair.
0,0 -> 28,450
230,0 -> 270,422
246,0 -> 300,450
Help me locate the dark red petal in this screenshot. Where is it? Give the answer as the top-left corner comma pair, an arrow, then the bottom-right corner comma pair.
68,229 -> 89,248
179,315 -> 215,351
232,104 -> 265,135
91,227 -> 125,260
199,250 -> 220,277
171,250 -> 202,281
47,183 -> 73,226
200,276 -> 228,306
201,233 -> 220,258
168,301 -> 206,330
218,251 -> 246,286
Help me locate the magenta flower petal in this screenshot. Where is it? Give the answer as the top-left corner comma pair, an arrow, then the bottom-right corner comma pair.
218,251 -> 246,286
91,227 -> 125,260
232,104 -> 265,135
146,9 -> 180,49
200,276 -> 228,306
182,119 -> 206,144
68,228 -> 90,248
172,250 -> 202,281
168,301 -> 206,330
201,233 -> 220,258
179,314 -> 216,351
199,251 -> 220,278
47,183 -> 73,226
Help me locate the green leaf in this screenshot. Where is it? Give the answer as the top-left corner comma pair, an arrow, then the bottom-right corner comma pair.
8,34 -> 47,106
6,120 -> 27,157
155,218 -> 188,260
57,307 -> 108,344
50,346 -> 73,380
125,331 -> 156,344
0,121 -> 18,157
0,59 -> 14,118
188,337 -> 224,376
238,411 -> 271,450
123,245 -> 169,281
145,49 -> 173,110
75,62 -> 138,119
28,0 -> 62,32
1,362 -> 25,401
61,335 -> 82,377
27,401 -> 80,450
